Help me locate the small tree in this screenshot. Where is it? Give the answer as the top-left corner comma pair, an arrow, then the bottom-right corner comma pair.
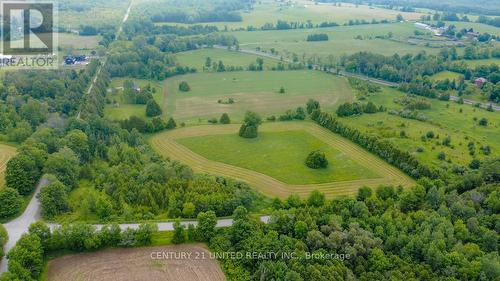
479,118 -> 488,126
279,86 -> 286,94
179,81 -> 191,92
196,211 -> 217,242
306,99 -> 320,114
305,150 -> 328,169
0,187 -> 22,219
172,219 -> 186,244
220,113 -> 231,124
146,100 -> 162,117
165,117 -> 177,129
239,111 -> 262,139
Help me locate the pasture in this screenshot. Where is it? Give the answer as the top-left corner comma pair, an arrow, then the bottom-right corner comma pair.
46,245 -> 225,281
58,33 -> 101,50
176,48 -> 279,70
0,144 -> 17,187
229,23 -> 441,59
150,122 -> 414,199
341,87 -> 500,169
460,58 -> 500,67
164,70 -> 354,123
105,78 -> 164,120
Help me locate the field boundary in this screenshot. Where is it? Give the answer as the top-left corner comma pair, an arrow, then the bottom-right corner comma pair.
150,122 -> 414,198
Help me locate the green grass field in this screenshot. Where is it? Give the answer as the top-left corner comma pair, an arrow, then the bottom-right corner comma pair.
156,0 -> 423,30
460,58 -> 500,67
229,22 -> 441,60
58,33 -> 101,50
150,122 -> 414,198
176,48 -> 279,70
178,130 -> 379,184
341,87 -> 500,169
430,71 -> 463,82
105,78 -> 164,120
164,70 -> 354,123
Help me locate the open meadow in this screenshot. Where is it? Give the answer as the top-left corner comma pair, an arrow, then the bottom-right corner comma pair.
45,245 -> 225,281
340,87 -> 500,169
176,48 -> 279,70
150,122 -> 414,198
229,22 -> 442,60
164,70 -> 354,123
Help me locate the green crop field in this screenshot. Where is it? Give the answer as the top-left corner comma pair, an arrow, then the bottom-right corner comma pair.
340,87 -> 500,169
0,144 -> 17,187
150,122 -> 414,198
176,48 -> 279,70
430,71 -> 463,82
164,70 -> 354,123
105,78 -> 164,120
229,23 -> 441,60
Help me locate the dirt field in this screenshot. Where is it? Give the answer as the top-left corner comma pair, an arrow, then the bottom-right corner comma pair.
150,122 -> 414,198
46,245 -> 226,281
0,144 -> 17,187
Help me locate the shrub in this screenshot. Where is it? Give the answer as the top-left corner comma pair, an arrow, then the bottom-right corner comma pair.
179,81 -> 191,92
165,117 -> 177,129
208,118 -> 218,124
478,118 -> 488,126
146,99 -> 162,117
239,111 -> 261,139
305,151 -> 329,169
0,224 -> 7,259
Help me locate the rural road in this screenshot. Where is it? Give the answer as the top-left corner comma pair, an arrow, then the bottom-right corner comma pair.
0,178 -> 48,273
214,46 -> 500,111
0,175 -> 270,273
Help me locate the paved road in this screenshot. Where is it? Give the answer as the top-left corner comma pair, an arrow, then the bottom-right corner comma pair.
214,46 -> 500,111
0,178 -> 48,273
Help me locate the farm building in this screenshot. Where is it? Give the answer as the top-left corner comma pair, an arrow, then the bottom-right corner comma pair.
475,77 -> 487,87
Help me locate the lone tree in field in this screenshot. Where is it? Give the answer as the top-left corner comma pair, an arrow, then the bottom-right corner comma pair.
220,113 -> 231,124
305,150 -> 328,169
306,99 -> 320,114
279,86 -> 286,94
179,81 -> 191,92
239,111 -> 262,138
146,99 -> 162,117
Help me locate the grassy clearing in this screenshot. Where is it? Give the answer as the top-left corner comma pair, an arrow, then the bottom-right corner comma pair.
341,87 -> 500,169
58,33 -> 101,50
229,22 -> 441,60
0,144 -> 17,188
176,48 -> 279,70
459,58 -> 500,67
178,130 -> 379,184
150,122 -> 414,199
105,78 -> 164,120
164,70 -> 354,124
429,71 -> 463,82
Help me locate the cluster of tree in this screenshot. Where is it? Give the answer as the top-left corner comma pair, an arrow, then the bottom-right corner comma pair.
393,95 -> 432,110
348,78 -> 382,97
1,222 -> 156,280
239,111 -> 262,139
178,81 -> 191,92
119,116 -> 176,133
477,15 -> 500,28
388,108 -> 428,122
311,107 -> 436,179
0,62 -> 98,142
124,20 -> 219,38
245,18 -> 390,32
278,107 -> 306,121
336,101 -> 384,117
306,34 -> 329,42
207,163 -> 499,280
151,10 -> 242,23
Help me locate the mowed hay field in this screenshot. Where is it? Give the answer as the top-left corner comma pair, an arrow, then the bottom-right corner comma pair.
165,71 -> 354,123
176,48 -> 279,70
150,122 -> 414,199
0,144 -> 17,187
46,245 -> 225,281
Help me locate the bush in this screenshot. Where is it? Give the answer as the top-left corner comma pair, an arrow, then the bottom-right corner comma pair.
0,187 -> 23,219
239,111 -> 261,139
179,81 -> 191,92
305,151 -> 329,169
478,118 -> 488,126
165,117 -> 177,129
220,113 -> 231,124
0,224 -> 7,259
39,180 -> 69,219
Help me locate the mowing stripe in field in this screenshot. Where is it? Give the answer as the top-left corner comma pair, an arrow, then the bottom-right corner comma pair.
150,122 -> 415,199
0,144 -> 17,187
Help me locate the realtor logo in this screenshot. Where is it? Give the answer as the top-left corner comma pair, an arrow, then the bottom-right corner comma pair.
1,1 -> 55,55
